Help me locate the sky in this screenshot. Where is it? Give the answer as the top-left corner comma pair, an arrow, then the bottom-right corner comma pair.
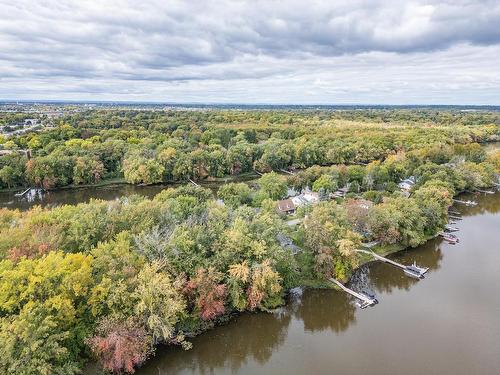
0,0 -> 499,105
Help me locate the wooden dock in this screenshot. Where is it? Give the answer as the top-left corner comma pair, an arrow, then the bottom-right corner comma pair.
453,199 -> 477,206
188,178 -> 200,187
475,189 -> 494,194
356,249 -> 428,279
329,278 -> 377,309
14,188 -> 31,197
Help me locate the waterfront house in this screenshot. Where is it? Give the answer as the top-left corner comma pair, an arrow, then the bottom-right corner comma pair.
277,198 -> 296,214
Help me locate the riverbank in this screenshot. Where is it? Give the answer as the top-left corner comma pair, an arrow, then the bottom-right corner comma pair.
129,191 -> 500,375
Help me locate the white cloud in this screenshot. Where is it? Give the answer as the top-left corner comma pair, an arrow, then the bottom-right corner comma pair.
0,0 -> 499,104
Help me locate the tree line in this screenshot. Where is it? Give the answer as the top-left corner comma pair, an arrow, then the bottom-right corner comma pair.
0,109 -> 498,189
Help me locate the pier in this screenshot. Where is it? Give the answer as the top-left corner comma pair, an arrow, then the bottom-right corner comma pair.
329,278 -> 377,309
188,178 -> 200,187
14,188 -> 31,197
475,189 -> 494,194
453,199 -> 477,206
356,249 -> 429,279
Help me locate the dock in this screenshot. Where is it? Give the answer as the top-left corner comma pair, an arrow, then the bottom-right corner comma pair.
475,189 -> 494,194
14,188 -> 31,197
329,278 -> 377,309
188,178 -> 200,187
453,199 -> 477,206
279,169 -> 295,175
356,249 -> 429,279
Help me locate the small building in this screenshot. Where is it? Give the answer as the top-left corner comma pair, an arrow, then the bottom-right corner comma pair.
277,198 -> 296,215
398,176 -> 416,191
332,186 -> 349,198
0,149 -> 14,156
277,190 -> 320,215
24,119 -> 38,126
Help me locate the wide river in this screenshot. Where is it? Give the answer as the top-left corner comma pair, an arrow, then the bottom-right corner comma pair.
129,192 -> 499,375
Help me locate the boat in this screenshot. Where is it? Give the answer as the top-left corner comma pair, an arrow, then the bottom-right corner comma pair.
445,233 -> 459,242
361,288 -> 378,304
464,200 -> 477,207
444,225 -> 459,232
448,209 -> 461,216
439,232 -> 458,244
404,262 -> 429,279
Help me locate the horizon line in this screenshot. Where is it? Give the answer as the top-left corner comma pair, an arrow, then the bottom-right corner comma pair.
1,99 -> 500,108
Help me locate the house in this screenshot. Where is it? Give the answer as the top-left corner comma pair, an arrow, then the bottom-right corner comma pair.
277,190 -> 320,215
277,233 -> 302,255
24,119 -> 38,126
0,150 -> 14,156
277,198 -> 296,215
332,185 -> 349,198
302,191 -> 319,203
398,176 -> 416,191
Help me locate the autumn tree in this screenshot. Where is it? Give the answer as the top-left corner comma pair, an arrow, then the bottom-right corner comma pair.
185,268 -> 226,321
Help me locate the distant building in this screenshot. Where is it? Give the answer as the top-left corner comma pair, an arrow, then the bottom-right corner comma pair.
0,149 -> 14,156
332,185 -> 349,198
398,176 -> 416,191
24,119 -> 38,126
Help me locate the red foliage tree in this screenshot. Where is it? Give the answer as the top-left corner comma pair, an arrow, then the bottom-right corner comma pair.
186,267 -> 226,320
7,242 -> 51,262
86,317 -> 152,374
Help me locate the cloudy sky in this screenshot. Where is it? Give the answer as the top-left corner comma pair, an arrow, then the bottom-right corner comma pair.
1,0 -> 499,104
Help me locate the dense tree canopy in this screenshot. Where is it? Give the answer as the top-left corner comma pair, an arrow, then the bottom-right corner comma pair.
0,108 -> 499,373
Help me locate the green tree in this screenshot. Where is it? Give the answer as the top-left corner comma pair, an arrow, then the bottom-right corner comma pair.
73,156 -> 105,185
134,262 -> 185,343
312,174 -> 338,193
257,172 -> 287,200
123,156 -> 164,185
217,182 -> 253,208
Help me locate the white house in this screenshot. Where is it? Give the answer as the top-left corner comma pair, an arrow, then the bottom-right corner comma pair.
398,176 -> 416,191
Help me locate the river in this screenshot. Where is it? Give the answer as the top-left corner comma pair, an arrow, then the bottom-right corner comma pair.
0,175 -> 259,211
2,142 -> 498,212
129,191 -> 500,375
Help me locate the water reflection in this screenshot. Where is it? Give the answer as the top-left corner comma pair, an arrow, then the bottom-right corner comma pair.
358,241 -> 444,295
457,191 -> 500,216
0,176 -> 260,211
142,312 -> 291,375
136,233 -> 450,375
292,289 -> 356,334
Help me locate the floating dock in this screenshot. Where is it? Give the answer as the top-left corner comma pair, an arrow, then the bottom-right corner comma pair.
329,278 -> 378,308
356,249 -> 429,279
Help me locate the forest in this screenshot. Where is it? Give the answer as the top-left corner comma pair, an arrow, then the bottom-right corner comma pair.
0,109 -> 499,189
0,108 -> 499,374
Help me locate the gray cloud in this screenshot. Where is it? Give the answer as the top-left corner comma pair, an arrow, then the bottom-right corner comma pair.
0,0 -> 499,103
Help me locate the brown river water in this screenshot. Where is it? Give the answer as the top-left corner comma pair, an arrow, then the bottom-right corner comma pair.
127,192 -> 499,375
